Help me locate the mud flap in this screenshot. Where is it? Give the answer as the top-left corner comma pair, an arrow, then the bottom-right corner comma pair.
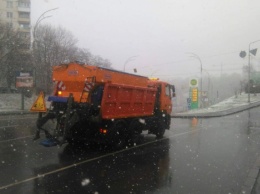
59,93 -> 74,145
59,111 -> 79,145
33,112 -> 55,140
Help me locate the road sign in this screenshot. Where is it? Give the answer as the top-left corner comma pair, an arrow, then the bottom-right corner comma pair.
250,48 -> 257,56
190,87 -> 198,109
192,88 -> 198,102
15,71 -> 33,88
239,51 -> 246,58
30,91 -> 47,112
189,78 -> 198,88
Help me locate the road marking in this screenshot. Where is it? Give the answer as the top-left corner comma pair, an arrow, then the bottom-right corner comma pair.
0,125 -> 18,129
0,128 -> 201,190
0,135 -> 35,143
0,116 -> 37,121
0,132 -> 45,143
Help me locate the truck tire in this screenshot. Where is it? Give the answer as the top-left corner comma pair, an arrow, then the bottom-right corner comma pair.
127,119 -> 143,146
151,117 -> 166,138
66,122 -> 90,146
111,120 -> 127,149
155,127 -> 165,138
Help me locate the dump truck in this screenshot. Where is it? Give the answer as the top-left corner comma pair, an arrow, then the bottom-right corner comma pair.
34,62 -> 175,147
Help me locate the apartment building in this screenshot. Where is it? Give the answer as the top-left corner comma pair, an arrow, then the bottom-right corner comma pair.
0,0 -> 31,40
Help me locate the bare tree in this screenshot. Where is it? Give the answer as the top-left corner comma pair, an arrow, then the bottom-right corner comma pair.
0,23 -> 31,89
91,55 -> 112,68
71,48 -> 112,68
33,24 -> 112,93
72,48 -> 92,64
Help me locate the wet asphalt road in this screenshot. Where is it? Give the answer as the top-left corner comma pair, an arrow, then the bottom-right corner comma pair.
0,107 -> 260,194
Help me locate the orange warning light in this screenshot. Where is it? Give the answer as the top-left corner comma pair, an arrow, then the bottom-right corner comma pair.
149,77 -> 159,81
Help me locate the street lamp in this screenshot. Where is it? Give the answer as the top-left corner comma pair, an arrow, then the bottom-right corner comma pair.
32,8 -> 58,93
123,55 -> 138,72
33,7 -> 59,46
248,40 -> 260,103
187,52 -> 203,108
202,68 -> 211,106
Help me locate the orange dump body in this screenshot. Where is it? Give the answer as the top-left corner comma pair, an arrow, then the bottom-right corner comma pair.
101,83 -> 157,119
52,63 -> 150,103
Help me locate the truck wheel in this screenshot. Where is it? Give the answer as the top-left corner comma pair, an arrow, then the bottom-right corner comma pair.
155,127 -> 165,138
66,123 -> 88,146
67,138 -> 80,146
127,119 -> 142,146
153,118 -> 166,138
111,120 -> 127,149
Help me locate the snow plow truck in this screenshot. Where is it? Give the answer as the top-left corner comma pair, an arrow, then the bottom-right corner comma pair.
33,62 -> 175,147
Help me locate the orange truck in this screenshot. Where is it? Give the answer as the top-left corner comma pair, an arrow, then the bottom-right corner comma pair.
34,62 -> 175,146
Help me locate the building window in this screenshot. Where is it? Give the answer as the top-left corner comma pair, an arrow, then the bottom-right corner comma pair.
19,22 -> 30,29
7,12 -> 13,18
19,12 -> 30,18
7,1 -> 13,8
18,1 -> 30,8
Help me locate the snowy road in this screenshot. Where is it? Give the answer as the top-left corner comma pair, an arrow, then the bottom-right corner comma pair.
0,108 -> 260,193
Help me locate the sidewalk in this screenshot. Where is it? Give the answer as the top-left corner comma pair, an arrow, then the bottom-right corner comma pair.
172,93 -> 260,118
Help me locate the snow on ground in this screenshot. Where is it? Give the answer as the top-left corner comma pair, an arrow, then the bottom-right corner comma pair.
0,93 -> 50,111
185,92 -> 260,114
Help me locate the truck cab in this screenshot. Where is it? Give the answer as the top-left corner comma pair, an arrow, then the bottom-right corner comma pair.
148,79 -> 175,115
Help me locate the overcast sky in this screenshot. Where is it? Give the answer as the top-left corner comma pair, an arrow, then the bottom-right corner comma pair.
32,0 -> 260,80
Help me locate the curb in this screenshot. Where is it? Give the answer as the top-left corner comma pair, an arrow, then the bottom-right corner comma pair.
0,110 -> 37,116
171,101 -> 260,118
241,157 -> 260,194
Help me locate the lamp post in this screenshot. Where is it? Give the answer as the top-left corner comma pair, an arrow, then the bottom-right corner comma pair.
123,55 -> 138,72
187,52 -> 203,108
32,8 -> 58,93
33,7 -> 59,46
248,40 -> 260,103
203,69 -> 211,106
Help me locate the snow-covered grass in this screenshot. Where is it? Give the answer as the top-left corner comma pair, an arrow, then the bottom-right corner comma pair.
0,93 -> 50,111
184,92 -> 260,114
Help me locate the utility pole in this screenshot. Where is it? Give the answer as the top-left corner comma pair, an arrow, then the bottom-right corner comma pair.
248,40 -> 260,103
